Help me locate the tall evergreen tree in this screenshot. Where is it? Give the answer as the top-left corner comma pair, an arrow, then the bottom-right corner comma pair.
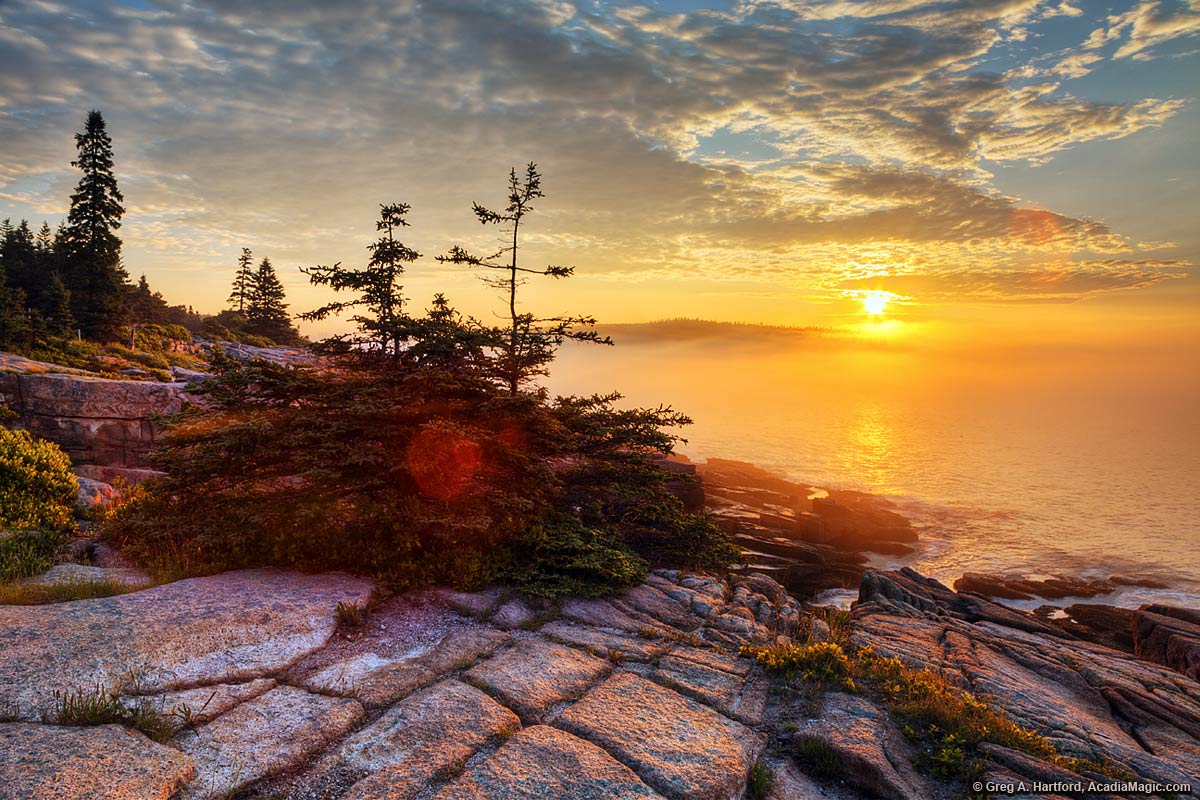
438,164 -> 611,393
228,247 -> 255,312
61,109 -> 127,341
35,222 -> 53,255
301,204 -> 419,360
246,258 -> 293,342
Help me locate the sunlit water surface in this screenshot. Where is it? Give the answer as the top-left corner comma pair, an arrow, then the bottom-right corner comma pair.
547,334 -> 1200,609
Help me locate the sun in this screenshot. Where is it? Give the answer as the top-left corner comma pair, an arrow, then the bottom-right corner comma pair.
862,291 -> 890,315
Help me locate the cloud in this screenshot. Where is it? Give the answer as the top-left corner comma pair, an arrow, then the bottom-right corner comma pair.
837,259 -> 1191,302
0,0 -> 1195,316
1085,0 -> 1200,61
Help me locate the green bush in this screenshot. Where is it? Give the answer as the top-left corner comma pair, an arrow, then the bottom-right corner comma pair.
493,514 -> 647,598
0,529 -> 72,581
103,357 -> 735,594
0,428 -> 77,531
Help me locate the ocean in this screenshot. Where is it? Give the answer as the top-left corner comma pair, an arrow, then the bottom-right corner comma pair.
547,326 -> 1200,610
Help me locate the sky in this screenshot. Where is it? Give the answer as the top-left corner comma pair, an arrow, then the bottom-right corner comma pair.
1,0 -> 1198,344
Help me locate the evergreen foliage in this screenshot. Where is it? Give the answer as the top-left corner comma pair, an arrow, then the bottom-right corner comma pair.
61,110 -> 127,341
438,164 -> 612,393
103,167 -> 738,595
245,257 -> 294,343
0,428 -> 78,533
228,247 -> 255,313
301,204 -> 420,359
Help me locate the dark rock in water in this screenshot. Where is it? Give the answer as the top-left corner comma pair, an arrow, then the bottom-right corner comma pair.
954,572 -> 1116,601
1108,574 -> 1171,589
1133,604 -> 1200,681
860,568 -> 1071,638
810,496 -> 917,549
854,570 -> 1200,787
1038,603 -> 1137,652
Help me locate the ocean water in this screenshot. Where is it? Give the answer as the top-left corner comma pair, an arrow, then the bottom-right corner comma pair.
547,330 -> 1200,609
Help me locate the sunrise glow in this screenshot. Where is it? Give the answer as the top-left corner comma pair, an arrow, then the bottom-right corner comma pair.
862,292 -> 890,316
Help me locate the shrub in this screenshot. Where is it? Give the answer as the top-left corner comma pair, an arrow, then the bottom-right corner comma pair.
741,641 -> 851,684
0,530 -> 71,582
747,758 -> 774,799
493,514 -> 647,598
103,357 -> 733,594
0,427 -> 78,531
0,577 -> 140,605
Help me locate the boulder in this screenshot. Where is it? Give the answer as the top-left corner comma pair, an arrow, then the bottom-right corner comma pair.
73,464 -> 166,485
0,723 -> 194,800
650,652 -> 767,725
555,672 -> 765,800
0,569 -> 373,719
1133,604 -> 1200,680
175,686 -> 364,800
463,638 -> 611,722
792,692 -> 929,800
75,476 -> 119,508
433,725 -> 665,800
954,572 -> 1116,601
1,372 -> 185,467
491,599 -> 538,629
301,651 -> 435,708
122,678 -> 277,726
1042,603 -> 1137,652
539,621 -> 669,662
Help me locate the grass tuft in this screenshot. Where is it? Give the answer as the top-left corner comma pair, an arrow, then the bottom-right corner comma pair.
0,578 -> 139,605
51,685 -> 181,743
335,600 -> 368,630
747,758 -> 774,799
792,735 -> 848,780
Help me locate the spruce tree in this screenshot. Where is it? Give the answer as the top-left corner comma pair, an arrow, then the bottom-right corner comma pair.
246,258 -> 292,343
438,164 -> 611,393
127,274 -> 168,325
301,204 -> 419,360
228,247 -> 255,312
61,110 -> 127,341
42,273 -> 74,338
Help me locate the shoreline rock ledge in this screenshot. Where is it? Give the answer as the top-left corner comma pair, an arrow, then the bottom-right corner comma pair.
2,566 -> 1198,799
854,568 -> 1200,786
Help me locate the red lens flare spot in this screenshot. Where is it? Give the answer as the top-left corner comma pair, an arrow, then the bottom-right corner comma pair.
498,423 -> 526,449
406,426 -> 483,501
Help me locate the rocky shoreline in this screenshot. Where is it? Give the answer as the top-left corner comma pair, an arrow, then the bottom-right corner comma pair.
2,565 -> 1198,799
2,354 -> 1199,797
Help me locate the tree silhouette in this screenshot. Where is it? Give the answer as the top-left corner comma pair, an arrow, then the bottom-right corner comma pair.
438,163 -> 611,393
61,110 -> 127,341
246,257 -> 292,342
228,247 -> 255,312
301,203 -> 419,360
